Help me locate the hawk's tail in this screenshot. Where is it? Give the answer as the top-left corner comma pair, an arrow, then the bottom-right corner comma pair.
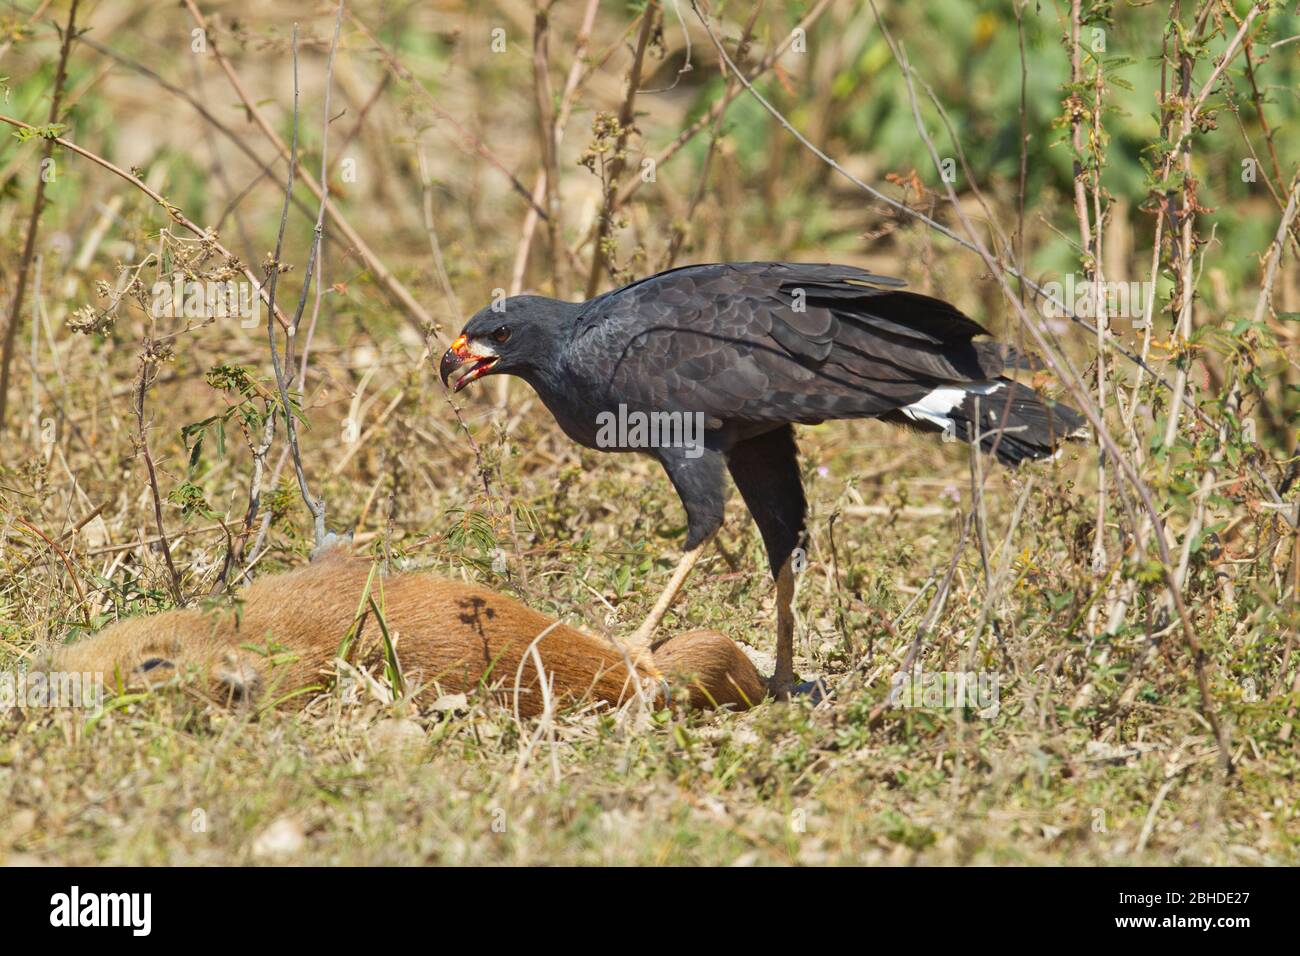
895,378 -> 1088,466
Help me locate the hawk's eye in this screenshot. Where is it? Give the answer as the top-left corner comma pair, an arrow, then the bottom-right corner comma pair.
491,325 -> 511,344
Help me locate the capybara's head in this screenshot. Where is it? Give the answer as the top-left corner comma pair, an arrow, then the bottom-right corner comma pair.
45,607 -> 274,705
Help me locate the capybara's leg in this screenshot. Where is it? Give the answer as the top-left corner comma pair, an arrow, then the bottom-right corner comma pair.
652,630 -> 767,710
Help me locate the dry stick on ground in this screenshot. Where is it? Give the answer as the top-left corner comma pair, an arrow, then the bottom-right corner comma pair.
900,513 -> 974,675
180,0 -> 439,344
0,0 -> 78,432
0,114 -> 292,332
966,476 -> 1037,674
864,513 -> 975,729
584,1 -> 660,299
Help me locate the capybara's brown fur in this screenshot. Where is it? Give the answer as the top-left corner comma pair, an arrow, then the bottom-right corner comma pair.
47,549 -> 766,715
654,631 -> 767,710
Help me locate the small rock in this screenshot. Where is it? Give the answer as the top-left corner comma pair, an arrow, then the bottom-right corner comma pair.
251,817 -> 305,860
371,717 -> 426,757
3,809 -> 36,842
429,693 -> 469,713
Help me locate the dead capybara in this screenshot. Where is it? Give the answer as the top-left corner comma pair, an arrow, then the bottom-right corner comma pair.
45,547 -> 767,716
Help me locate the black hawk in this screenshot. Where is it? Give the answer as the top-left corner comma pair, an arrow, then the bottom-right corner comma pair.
441,262 -> 1085,696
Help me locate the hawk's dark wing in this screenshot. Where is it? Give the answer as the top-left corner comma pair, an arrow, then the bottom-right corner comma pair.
566,262 -> 1020,425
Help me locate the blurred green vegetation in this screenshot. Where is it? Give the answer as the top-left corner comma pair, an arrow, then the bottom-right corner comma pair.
688,0 -> 1298,287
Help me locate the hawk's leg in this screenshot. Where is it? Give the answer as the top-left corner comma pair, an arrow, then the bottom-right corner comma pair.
773,553 -> 797,698
629,531 -> 717,651
728,425 -> 808,699
629,448 -> 727,651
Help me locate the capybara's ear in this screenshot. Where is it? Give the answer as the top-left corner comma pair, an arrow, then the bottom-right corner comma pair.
32,647 -> 57,674
213,650 -> 263,706
309,530 -> 355,563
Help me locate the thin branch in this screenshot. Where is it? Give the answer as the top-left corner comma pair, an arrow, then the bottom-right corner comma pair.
132,341 -> 184,606
510,0 -> 601,300
863,0 -> 1234,772
181,0 -> 442,343
585,1 -> 659,298
348,10 -> 549,222
266,7 -> 346,552
0,0 -> 79,430
0,112 -> 291,331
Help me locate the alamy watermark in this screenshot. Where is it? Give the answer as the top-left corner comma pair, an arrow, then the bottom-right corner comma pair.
1,668 -> 104,712
50,886 -> 151,936
1038,273 -> 1155,327
595,403 -> 706,459
150,277 -> 262,328
889,669 -> 1000,718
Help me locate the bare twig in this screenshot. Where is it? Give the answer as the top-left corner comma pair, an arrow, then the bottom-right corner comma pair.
866,0 -> 1234,772
507,0 -> 601,404
132,341 -> 184,606
0,113 -> 292,331
664,2 -> 764,269
0,0 -> 79,431
348,10 -> 548,222
531,1 -> 562,290
266,8 -> 347,552
608,0 -> 836,217
585,1 -> 659,298
182,0 -> 441,343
